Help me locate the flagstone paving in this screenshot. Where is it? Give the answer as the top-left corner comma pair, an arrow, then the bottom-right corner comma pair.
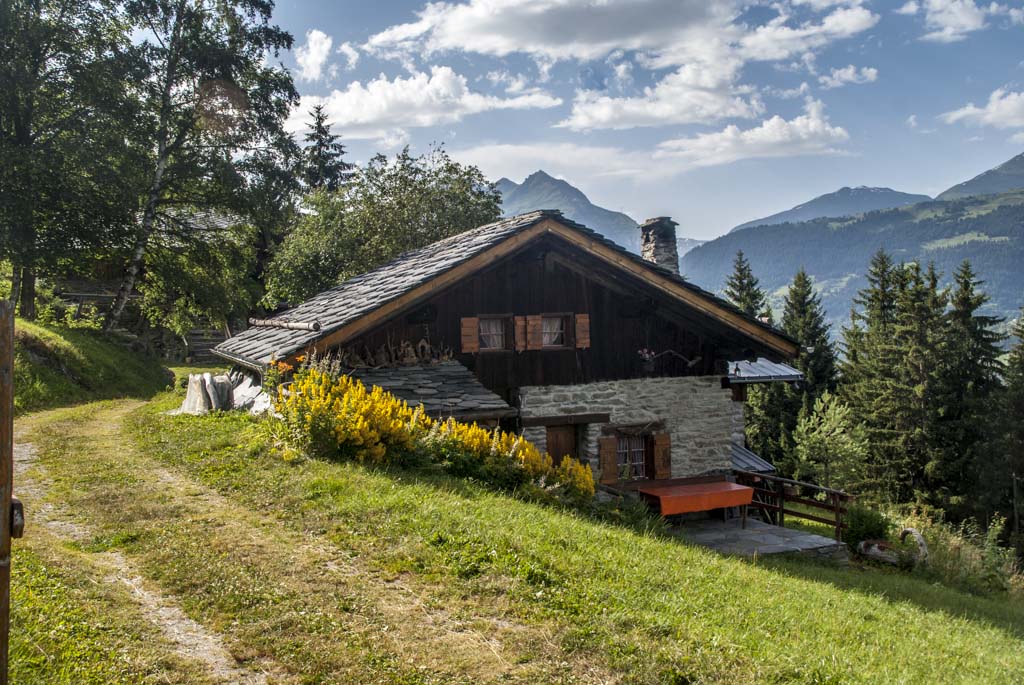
675,519 -> 849,564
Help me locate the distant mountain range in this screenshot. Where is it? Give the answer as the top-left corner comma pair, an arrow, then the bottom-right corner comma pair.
731,186 -> 932,233
496,170 -> 704,257
682,152 -> 1024,333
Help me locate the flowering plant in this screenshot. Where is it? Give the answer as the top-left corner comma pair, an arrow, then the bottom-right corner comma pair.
637,348 -> 657,362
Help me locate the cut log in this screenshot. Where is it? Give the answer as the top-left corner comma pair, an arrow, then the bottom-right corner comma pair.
248,318 -> 321,332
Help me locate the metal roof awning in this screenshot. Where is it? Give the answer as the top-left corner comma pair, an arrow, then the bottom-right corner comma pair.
724,358 -> 804,385
731,443 -> 777,474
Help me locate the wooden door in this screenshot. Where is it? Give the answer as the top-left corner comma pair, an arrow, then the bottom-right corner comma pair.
546,425 -> 577,465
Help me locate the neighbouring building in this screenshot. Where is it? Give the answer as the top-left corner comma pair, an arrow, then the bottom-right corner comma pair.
214,210 -> 797,485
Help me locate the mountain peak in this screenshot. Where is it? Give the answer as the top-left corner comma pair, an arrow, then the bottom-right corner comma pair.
731,186 -> 931,233
938,151 -> 1024,201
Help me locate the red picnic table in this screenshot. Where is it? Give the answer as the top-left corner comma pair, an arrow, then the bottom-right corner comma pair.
637,481 -> 755,526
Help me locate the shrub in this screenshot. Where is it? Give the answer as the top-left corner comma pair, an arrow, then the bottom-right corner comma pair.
275,368 -> 596,504
844,504 -> 892,552
898,508 -> 1023,597
275,369 -> 431,465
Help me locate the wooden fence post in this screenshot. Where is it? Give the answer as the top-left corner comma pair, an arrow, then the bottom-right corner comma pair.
0,300 -> 15,684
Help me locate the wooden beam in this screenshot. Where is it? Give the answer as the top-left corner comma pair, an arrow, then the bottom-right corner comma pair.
0,301 -> 14,683
520,412 -> 611,427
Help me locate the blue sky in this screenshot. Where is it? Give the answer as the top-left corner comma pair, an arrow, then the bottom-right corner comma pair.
271,0 -> 1024,240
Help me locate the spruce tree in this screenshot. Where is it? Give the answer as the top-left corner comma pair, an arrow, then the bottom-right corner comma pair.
840,249 -> 899,497
930,261 -> 1005,514
782,268 -> 837,415
724,250 -> 769,318
302,104 -> 353,191
999,313 -> 1024,544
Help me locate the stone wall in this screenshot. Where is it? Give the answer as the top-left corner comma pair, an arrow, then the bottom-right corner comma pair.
518,376 -> 743,479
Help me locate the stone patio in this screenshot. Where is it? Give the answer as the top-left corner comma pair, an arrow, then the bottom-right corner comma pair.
675,518 -> 849,564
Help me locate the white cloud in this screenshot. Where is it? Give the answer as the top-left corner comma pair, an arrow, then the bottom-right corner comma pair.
366,1 -> 877,130
1010,131 -> 1024,144
286,66 -> 562,144
486,70 -> 530,94
940,88 -> 1024,128
739,7 -> 879,61
766,82 -> 812,99
918,0 -> 989,42
654,99 -> 850,168
295,29 -> 334,82
906,113 -> 919,128
895,1 -> 920,15
336,42 -> 360,71
455,101 -> 849,182
818,64 -> 878,89
558,61 -> 763,130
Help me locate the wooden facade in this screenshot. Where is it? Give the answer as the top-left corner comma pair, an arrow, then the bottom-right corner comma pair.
334,234 -> 784,404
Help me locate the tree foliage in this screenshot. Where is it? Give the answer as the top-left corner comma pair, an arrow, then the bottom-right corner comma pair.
793,391 -> 869,491
301,104 -> 353,191
105,0 -> 297,328
263,147 -> 501,307
724,250 -> 768,318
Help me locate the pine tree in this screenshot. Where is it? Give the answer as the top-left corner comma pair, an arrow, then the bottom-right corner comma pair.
302,104 -> 353,191
930,262 -> 1006,514
724,250 -> 769,318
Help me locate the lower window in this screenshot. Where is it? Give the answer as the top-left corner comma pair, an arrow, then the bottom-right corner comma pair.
617,434 -> 651,480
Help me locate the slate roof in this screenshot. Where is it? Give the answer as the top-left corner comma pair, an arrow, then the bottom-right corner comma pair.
731,443 -> 777,474
349,361 -> 515,421
214,210 -> 796,368
726,358 -> 804,384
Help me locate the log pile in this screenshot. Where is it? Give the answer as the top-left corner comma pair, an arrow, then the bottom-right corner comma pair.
335,338 -> 453,369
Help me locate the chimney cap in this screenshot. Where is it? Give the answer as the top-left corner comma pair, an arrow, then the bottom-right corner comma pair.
640,216 -> 678,229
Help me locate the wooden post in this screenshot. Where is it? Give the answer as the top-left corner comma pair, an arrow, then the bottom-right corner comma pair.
1013,472 -> 1020,539
0,300 -> 14,684
777,481 -> 785,529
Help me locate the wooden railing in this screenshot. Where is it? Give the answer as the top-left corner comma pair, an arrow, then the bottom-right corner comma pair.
733,470 -> 854,541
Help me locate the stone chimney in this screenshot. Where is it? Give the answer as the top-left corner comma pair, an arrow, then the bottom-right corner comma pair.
639,216 -> 680,274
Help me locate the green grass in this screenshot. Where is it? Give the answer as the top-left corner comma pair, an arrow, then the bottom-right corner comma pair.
19,392 -> 1024,684
922,231 -> 1011,251
13,318 -> 171,414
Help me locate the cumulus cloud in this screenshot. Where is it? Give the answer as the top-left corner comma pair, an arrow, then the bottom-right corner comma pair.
453,142 -> 656,182
558,62 -> 763,130
295,29 -> 334,82
918,0 -> 990,42
940,88 -> 1024,128
365,0 -> 878,130
286,66 -> 562,144
906,113 -> 919,128
895,1 -> 920,15
818,64 -> 878,89
336,42 -> 360,71
654,99 -> 850,168
739,6 -> 879,61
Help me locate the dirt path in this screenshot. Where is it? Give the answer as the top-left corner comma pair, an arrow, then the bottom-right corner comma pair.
14,405 -> 270,685
14,400 -> 612,684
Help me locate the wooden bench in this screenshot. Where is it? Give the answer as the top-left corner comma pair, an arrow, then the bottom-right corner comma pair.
637,481 -> 755,526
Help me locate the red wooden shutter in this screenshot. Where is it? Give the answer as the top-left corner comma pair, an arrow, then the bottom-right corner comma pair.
574,314 -> 590,349
460,317 -> 479,353
598,436 -> 619,484
653,432 -> 672,480
514,316 -> 527,351
526,315 -> 543,350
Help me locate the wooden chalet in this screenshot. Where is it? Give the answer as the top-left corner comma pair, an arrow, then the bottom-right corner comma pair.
214,210 -> 799,487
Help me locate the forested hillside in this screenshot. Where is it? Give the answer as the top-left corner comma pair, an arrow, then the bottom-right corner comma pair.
682,192 -> 1024,328
731,186 -> 931,233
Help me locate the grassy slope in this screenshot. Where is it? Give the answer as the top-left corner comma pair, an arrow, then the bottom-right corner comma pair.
18,391 -> 1024,684
13,319 -> 170,414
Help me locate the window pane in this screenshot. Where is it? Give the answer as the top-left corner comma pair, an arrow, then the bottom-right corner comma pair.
542,316 -> 565,346
616,435 -> 646,479
479,318 -> 506,349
